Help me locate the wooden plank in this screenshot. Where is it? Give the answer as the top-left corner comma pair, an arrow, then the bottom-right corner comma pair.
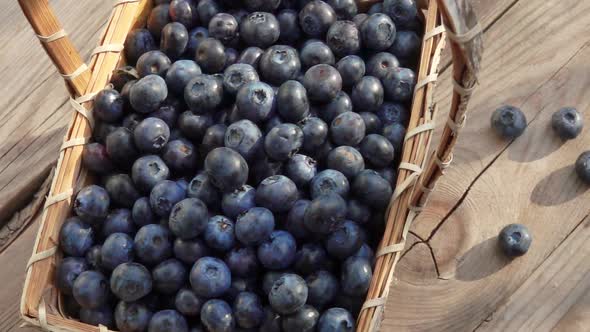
476,216 -> 590,331
552,288 -> 590,332
382,37 -> 590,331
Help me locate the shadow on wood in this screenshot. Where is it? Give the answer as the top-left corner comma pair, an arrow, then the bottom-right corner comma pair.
455,236 -> 511,281
531,164 -> 589,206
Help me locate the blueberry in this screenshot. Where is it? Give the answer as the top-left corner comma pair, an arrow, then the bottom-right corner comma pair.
285,199 -> 312,239
134,224 -> 172,265
56,257 -> 88,295
225,119 -> 263,160
243,0 -> 281,11
250,157 -> 284,185
225,247 -> 260,278
175,288 -> 203,316
310,169 -> 350,198
278,9 -> 302,44
148,310 -> 188,332
195,38 -> 226,74
100,233 -> 134,269
551,107 -> 583,140
223,64 -> 260,96
368,2 -> 383,14
149,180 -> 186,217
132,197 -> 157,227
353,169 -> 392,208
165,60 -> 202,96
204,147 -> 249,192
276,82 -> 309,124
389,30 -> 421,67
336,55 -> 366,89
170,0 -> 199,29
240,12 -> 281,48
268,273 -> 308,314
106,174 -> 142,208
133,118 -> 170,154
136,51 -> 172,78
196,0 -> 222,26
236,81 -> 275,123
201,123 -> 228,155
59,217 -> 95,256
326,20 -> 361,56
94,121 -> 118,144
320,91 -> 353,123
131,156 -> 170,193
160,22 -> 188,60
285,154 -> 318,187
361,13 -> 396,51
360,134 -> 395,167
293,243 -> 328,275
124,29 -> 157,65
331,111 -> 366,146
366,52 -> 400,80
130,74 -> 168,113
262,271 -> 289,295
304,193 -> 347,234
306,270 -> 339,308
73,185 -> 110,224
173,237 -> 209,264
168,198 -> 208,239
185,27 -> 209,57
383,67 -> 416,102
122,113 -> 144,132
147,4 -> 171,40
358,112 -> 382,135
352,13 -> 369,27
377,101 -> 409,126
282,305 -> 319,332
256,175 -> 299,213
110,263 -> 152,303
184,74 -> 224,113
94,88 -> 124,123
343,257 -> 372,296
82,142 -> 114,175
152,258 -> 187,294
233,292 -> 265,328
152,97 -> 182,127
383,0 -> 418,28
229,8 -> 249,24
325,220 -> 363,259
115,301 -> 153,332
237,47 -> 264,69
300,41 -> 334,70
204,215 -> 236,251
236,207 -> 275,246
73,270 -> 109,309
220,185 -> 255,219
260,306 -> 282,332
80,305 -> 114,328
299,117 -> 329,152
354,243 -> 375,261
190,257 -> 232,297
576,151 -> 590,184
258,230 -> 297,270
351,76 -> 384,111
260,45 -> 302,85
499,224 -> 533,257
265,124 -> 304,161
110,65 -> 138,91
225,277 -> 258,304
209,13 -> 239,44
376,168 -> 397,188
346,199 -> 371,225
178,111 -> 214,141
299,0 -> 337,38
162,139 -> 199,174
318,307 -> 355,332
382,122 -> 406,151
491,105 -> 529,139
201,299 -> 235,332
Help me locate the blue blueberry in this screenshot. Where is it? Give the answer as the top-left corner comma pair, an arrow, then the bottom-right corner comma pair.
299,0 -> 337,38
73,270 -> 109,309
383,67 -> 416,102
262,271 -> 289,295
152,258 -> 186,294
105,174 -> 142,208
325,220 -> 363,259
236,207 -> 275,246
185,27 -> 209,57
330,111 -> 366,146
162,139 -> 199,174
115,301 -> 153,332
201,299 -> 235,332
131,155 -> 170,194
196,0 -> 222,26
221,185 -> 256,219
366,52 -> 400,80
336,55 -> 365,89
85,245 -> 103,272
326,20 -> 361,56
341,256 -> 372,296
319,91 -> 353,123
184,74 -> 224,113
278,9 -> 302,44
576,151 -> 590,184
110,65 -> 137,91
160,22 -> 188,60
264,124 -> 304,161
195,38 -> 226,74
134,224 -> 172,265
317,307 -> 355,332
132,197 -> 157,227
170,0 -> 200,29
236,81 -> 275,123
124,29 -> 157,65
148,310 -> 188,332
368,2 -> 383,14
260,45 -> 302,85
260,306 -> 282,332
389,30 -> 421,67
361,13 -> 396,51
204,215 -> 236,251
282,305 -> 319,332
551,107 -> 583,140
175,288 -> 203,316
168,198 -> 208,239
82,142 -> 114,175
59,217 -> 95,257
173,237 -> 209,264
256,175 -> 299,213
303,64 -> 343,103
94,121 -> 118,145
299,117 -> 329,152
382,122 -> 406,151
150,180 -> 186,217
136,51 -> 172,78
225,119 -> 263,160
201,123 -> 227,155
94,88 -> 124,123
225,247 -> 260,278
304,193 -> 347,234
190,257 -> 232,298
326,145 -> 365,179
285,154 -> 317,187
233,292 -> 265,328
294,243 -> 329,275
73,185 -> 110,224
240,12 -> 280,48
383,0 -> 418,28
285,199 -> 312,239
346,199 -> 371,225
178,113 -> 213,145
204,147 -> 249,192
352,76 -> 384,111
80,305 -> 114,328
300,41 -> 335,69
258,230 -> 297,270
491,105 -> 527,139
305,270 -> 339,308
360,134 -> 395,167
352,13 -> 369,27
359,111 -> 383,134
354,243 -> 375,261
208,13 -> 238,44
56,257 -> 88,295
165,60 -> 201,96
223,64 -> 260,96
130,74 -> 168,113
352,169 -> 392,209
152,97 -> 182,127
328,0 -> 357,18
109,262 -> 152,303
133,118 -> 170,154
268,273 -> 308,314
122,113 -> 143,132
225,277 -> 258,304
101,233 -> 134,270
237,47 -> 264,69
310,169 -> 350,198
499,223 -> 532,257
147,4 -> 171,40
250,157 -> 284,185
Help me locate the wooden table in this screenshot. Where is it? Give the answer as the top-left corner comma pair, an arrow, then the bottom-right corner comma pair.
1,1 -> 588,331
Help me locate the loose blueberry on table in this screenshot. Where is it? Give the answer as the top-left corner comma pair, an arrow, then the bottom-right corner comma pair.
58,0 -> 424,330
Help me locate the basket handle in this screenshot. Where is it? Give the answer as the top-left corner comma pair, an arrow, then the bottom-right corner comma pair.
18,0 -> 90,97
411,0 -> 483,209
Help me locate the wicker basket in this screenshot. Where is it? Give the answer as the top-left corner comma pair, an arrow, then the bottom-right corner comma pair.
19,0 -> 482,331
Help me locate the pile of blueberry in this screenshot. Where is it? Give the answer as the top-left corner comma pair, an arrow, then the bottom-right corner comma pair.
56,0 -> 424,331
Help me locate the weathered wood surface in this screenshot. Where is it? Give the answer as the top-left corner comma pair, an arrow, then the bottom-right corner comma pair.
1,0 -> 589,331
